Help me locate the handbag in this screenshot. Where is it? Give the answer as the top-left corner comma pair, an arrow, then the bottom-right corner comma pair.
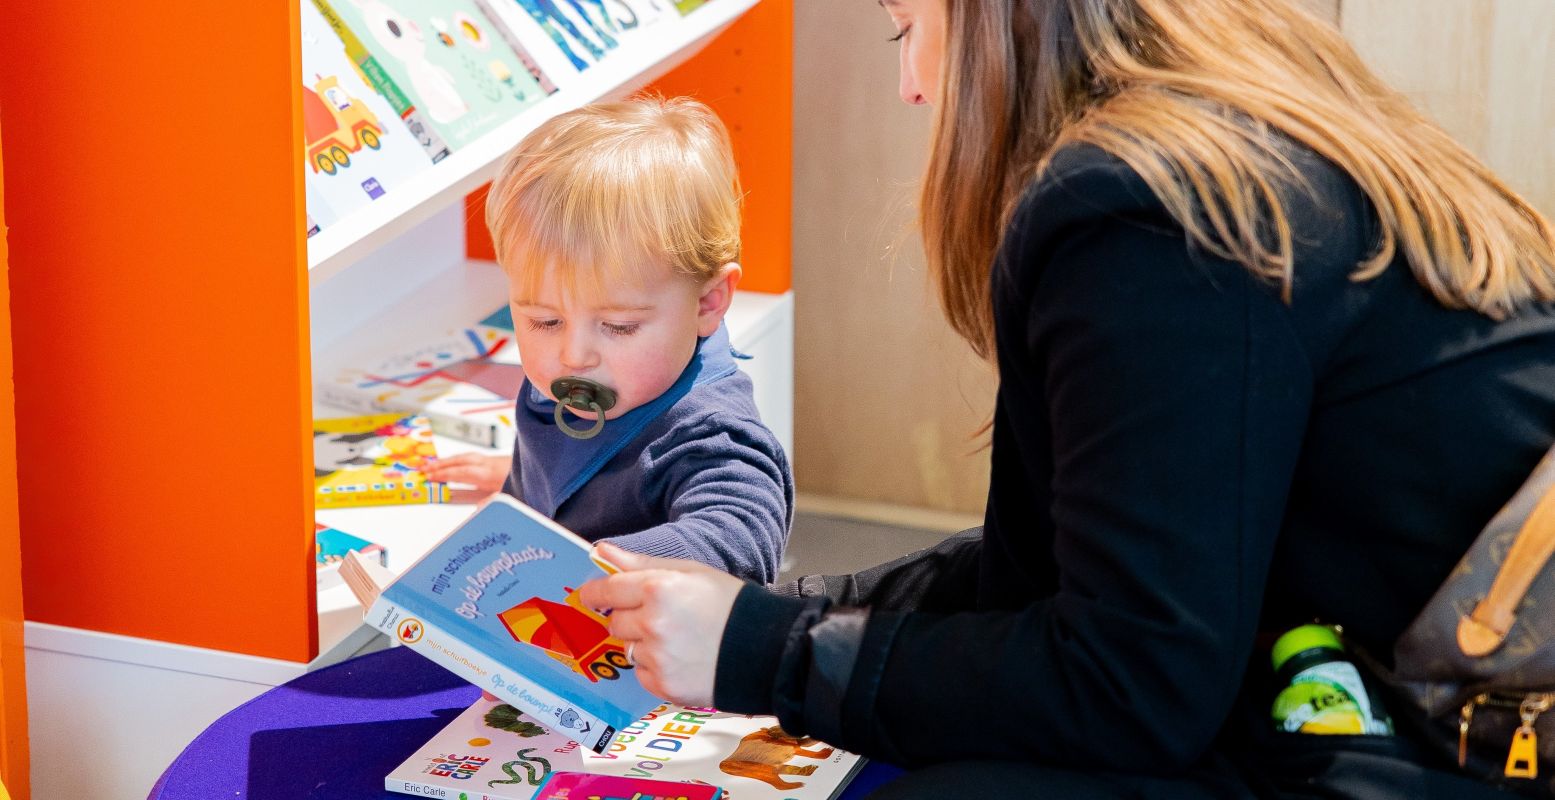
1359,445 -> 1555,795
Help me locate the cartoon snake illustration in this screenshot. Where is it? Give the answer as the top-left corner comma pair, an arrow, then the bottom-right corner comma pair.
486,748 -> 553,788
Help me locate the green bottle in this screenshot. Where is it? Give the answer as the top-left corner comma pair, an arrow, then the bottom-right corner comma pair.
1270,624 -> 1393,735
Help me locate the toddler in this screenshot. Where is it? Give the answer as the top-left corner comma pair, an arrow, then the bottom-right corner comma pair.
423,97 -> 790,584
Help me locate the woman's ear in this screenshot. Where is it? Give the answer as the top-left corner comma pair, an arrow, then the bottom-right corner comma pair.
696,262 -> 741,337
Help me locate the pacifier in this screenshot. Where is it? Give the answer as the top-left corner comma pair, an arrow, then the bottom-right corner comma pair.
550,377 -> 618,440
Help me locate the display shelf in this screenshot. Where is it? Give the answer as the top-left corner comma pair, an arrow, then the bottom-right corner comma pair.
306,0 -> 760,283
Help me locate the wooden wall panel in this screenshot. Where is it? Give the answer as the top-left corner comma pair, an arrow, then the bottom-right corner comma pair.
1297,0 -> 1340,25
0,3 -> 316,661
792,0 -> 994,514
1484,0 -> 1555,217
1342,0 -> 1555,217
0,119 -> 30,800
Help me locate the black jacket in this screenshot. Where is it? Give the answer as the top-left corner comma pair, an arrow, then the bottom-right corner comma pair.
714,143 -> 1555,796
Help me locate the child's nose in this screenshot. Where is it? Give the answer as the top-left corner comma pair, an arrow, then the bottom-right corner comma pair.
558,333 -> 598,371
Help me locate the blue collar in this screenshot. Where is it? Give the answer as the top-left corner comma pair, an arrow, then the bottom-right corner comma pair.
514,323 -> 740,518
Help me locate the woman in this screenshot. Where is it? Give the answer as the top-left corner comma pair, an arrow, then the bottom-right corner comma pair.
579,0 -> 1555,795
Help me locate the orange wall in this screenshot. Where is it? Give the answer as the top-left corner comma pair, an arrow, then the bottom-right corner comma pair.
469,0 -> 794,295
0,119 -> 31,800
0,4 -> 317,661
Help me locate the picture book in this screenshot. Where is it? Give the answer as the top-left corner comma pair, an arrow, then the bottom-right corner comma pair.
497,0 -> 676,77
315,307 -> 524,448
301,0 -> 447,228
314,413 -> 452,508
314,0 -> 557,152
383,695 -> 862,800
316,522 -> 387,588
535,772 -> 723,800
341,495 -> 660,755
311,0 -> 453,164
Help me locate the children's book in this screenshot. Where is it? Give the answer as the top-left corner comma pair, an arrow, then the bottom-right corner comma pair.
383,695 -> 862,800
341,495 -> 660,755
315,413 -> 452,508
496,0 -> 675,77
316,522 -> 388,588
301,0 -> 448,229
315,307 -> 524,449
535,772 -> 723,800
313,0 -> 557,152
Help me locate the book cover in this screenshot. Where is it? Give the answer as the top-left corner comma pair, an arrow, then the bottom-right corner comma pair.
354,495 -> 660,755
317,522 -> 388,588
301,0 -> 447,227
496,0 -> 676,76
385,696 -> 862,800
535,772 -> 722,800
315,310 -> 524,448
315,0 -> 557,151
315,413 -> 452,508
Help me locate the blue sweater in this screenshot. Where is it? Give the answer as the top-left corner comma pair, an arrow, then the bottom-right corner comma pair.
502,324 -> 792,583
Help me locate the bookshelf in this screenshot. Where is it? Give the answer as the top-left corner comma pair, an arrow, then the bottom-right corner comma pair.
307,0 -> 761,281
0,1 -> 791,796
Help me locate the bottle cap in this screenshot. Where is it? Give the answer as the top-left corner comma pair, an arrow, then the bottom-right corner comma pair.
1271,624 -> 1344,671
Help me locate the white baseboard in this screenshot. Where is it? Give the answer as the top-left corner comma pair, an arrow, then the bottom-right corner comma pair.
24,620 -> 390,800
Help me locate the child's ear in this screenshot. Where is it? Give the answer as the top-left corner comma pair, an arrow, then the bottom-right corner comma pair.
696,262 -> 741,337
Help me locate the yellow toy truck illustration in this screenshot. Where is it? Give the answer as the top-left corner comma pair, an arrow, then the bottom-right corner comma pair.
303,74 -> 385,175
498,587 -> 633,683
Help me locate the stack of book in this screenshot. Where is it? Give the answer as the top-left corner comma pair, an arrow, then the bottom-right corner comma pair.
341,495 -> 863,799
316,306 -> 524,450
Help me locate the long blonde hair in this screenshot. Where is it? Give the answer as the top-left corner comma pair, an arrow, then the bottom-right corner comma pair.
922,0 -> 1555,361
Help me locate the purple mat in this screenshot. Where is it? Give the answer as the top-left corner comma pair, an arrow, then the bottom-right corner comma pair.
151,646 -> 902,800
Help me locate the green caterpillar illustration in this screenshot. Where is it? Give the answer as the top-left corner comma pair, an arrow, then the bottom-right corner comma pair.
484,704 -> 548,737
487,748 -> 553,789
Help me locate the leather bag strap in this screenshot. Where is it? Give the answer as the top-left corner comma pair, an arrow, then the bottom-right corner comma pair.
1458,481 -> 1555,657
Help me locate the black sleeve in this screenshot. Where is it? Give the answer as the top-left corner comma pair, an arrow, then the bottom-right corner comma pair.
715,160 -> 1315,772
769,528 -> 983,613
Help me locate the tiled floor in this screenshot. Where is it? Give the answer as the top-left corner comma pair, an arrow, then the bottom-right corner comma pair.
777,510 -> 962,584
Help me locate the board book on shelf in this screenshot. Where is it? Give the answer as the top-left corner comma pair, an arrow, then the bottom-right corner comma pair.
340,494 -> 660,754
316,306 -> 524,448
495,0 -> 679,76
301,0 -> 452,235
316,521 -> 387,588
384,695 -> 862,800
312,0 -> 556,154
314,413 -> 452,508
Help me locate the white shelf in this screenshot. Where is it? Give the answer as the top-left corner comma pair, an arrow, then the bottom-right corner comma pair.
306,0 -> 761,283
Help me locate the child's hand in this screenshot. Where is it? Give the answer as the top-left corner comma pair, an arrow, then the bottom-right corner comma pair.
420,453 -> 509,494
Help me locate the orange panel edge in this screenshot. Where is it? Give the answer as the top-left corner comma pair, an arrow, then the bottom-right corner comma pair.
0,3 -> 315,662
0,115 -> 33,800
466,0 -> 794,295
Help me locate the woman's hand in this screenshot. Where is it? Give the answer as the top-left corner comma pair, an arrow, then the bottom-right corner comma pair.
577,542 -> 745,708
420,453 -> 510,501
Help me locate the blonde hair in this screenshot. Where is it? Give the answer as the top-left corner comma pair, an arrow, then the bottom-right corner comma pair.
486,96 -> 742,300
923,0 -> 1555,361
